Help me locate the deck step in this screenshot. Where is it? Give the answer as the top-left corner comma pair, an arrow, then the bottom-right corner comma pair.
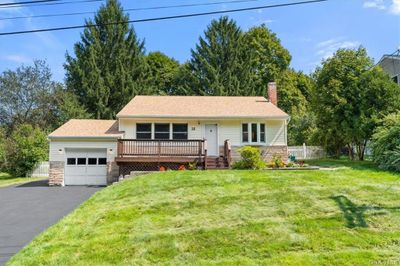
206,156 -> 229,169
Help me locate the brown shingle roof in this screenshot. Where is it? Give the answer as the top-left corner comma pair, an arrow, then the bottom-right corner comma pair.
49,119 -> 123,138
117,96 -> 289,118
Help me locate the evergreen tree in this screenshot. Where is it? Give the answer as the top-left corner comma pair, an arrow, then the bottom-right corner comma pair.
186,17 -> 253,96
65,0 -> 148,119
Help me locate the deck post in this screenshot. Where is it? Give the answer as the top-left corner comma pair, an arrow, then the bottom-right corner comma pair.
157,140 -> 161,168
204,139 -> 208,170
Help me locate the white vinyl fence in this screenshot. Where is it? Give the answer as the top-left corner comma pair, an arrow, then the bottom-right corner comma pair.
30,161 -> 49,177
288,144 -> 325,160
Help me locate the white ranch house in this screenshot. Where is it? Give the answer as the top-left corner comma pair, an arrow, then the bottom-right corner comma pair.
48,82 -> 290,186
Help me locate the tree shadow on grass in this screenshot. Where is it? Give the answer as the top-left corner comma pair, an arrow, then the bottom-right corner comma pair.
331,195 -> 400,228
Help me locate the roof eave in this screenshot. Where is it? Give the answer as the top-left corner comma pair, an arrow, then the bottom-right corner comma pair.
48,135 -> 122,141
117,115 -> 290,120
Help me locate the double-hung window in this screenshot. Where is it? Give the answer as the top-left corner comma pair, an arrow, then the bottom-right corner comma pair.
242,123 -> 266,144
172,124 -> 188,140
154,124 -> 170,140
136,123 -> 152,139
242,124 -> 249,142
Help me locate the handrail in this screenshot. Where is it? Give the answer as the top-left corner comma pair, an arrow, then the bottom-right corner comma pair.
224,139 -> 232,168
204,139 -> 208,170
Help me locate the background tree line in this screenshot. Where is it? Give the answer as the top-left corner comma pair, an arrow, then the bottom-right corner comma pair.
1,0 -> 399,176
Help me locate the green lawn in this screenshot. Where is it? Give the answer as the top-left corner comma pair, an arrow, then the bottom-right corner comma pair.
8,160 -> 400,265
0,172 -> 46,188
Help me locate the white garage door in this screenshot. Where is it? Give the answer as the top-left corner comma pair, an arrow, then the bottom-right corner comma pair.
65,149 -> 107,186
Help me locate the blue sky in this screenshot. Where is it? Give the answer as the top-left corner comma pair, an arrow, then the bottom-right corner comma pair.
0,0 -> 399,81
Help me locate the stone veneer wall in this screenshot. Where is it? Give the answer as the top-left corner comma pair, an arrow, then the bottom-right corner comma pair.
49,161 -> 119,186
220,145 -> 288,163
107,161 -> 119,184
49,161 -> 64,186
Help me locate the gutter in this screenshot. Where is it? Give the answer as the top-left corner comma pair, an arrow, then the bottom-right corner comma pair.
116,115 -> 290,120
48,136 -> 123,141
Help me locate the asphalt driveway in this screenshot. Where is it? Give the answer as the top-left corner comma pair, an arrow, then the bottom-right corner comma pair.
0,180 -> 102,265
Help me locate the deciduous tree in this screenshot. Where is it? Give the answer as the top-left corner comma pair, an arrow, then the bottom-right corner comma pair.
313,47 -> 400,159
243,24 -> 291,96
145,51 -> 180,95
0,60 -> 59,133
5,124 -> 48,177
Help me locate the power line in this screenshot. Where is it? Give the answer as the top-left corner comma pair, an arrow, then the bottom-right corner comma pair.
0,0 -> 261,21
0,0 -> 63,7
0,0 -> 102,9
0,0 -> 328,36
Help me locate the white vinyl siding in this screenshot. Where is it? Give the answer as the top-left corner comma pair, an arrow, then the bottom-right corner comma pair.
118,118 -> 202,140
49,140 -> 117,162
117,118 -> 287,146
266,120 -> 286,146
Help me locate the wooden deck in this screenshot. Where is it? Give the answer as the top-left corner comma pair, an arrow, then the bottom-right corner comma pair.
115,139 -> 231,170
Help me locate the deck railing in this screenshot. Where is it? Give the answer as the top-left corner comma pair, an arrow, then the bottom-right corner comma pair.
117,139 -> 206,158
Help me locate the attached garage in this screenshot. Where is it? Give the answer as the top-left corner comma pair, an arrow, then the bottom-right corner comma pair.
64,148 -> 108,186
48,120 -> 122,186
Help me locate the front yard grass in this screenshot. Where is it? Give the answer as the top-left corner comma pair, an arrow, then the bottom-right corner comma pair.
0,172 -> 46,188
8,160 -> 400,265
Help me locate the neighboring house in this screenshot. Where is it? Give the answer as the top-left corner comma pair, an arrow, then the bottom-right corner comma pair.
48,82 -> 289,186
378,50 -> 400,85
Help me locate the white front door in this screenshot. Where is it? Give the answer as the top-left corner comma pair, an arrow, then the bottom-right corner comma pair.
65,148 -> 108,186
205,124 -> 218,156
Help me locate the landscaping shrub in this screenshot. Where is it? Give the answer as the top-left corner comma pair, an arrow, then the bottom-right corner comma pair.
232,146 -> 266,170
5,124 -> 48,177
372,113 -> 400,172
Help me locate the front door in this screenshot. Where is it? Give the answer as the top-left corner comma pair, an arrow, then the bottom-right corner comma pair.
205,124 -> 218,156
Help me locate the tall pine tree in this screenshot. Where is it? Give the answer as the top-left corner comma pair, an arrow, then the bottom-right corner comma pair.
65,0 -> 148,119
186,17 -> 253,96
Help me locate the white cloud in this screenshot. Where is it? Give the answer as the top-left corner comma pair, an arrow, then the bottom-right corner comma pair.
390,0 -> 400,14
363,0 -> 386,10
316,38 -> 361,60
3,54 -> 31,63
362,0 -> 400,15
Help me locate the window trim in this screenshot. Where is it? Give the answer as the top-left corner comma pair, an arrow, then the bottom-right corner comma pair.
136,123 -> 152,140
136,123 -> 189,140
172,123 -> 188,140
241,122 -> 266,145
154,123 -> 170,140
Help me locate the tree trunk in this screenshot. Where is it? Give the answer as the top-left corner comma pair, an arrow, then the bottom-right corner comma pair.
347,144 -> 354,160
357,140 -> 367,161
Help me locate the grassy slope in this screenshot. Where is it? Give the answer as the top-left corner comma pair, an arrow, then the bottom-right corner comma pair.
8,160 -> 400,265
0,172 -> 45,188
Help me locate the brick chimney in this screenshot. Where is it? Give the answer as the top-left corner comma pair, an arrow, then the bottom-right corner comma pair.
268,82 -> 277,106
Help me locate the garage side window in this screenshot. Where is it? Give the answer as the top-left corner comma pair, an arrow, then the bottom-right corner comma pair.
136,123 -> 152,139
67,158 -> 76,165
98,158 -> 107,165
